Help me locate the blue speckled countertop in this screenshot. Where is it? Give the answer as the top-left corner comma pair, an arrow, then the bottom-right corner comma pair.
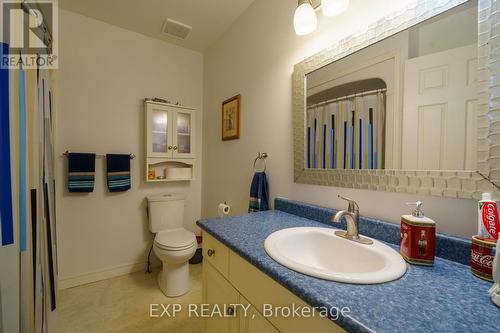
197,198 -> 500,333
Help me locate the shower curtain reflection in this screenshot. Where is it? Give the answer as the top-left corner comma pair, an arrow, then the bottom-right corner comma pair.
306,90 -> 386,170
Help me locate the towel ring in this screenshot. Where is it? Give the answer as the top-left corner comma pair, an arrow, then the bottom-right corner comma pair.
253,152 -> 268,173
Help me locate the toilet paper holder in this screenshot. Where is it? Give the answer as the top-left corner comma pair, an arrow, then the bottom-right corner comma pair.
218,202 -> 231,217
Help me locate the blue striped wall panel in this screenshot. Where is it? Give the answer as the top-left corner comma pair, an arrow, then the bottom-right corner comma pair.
0,43 -> 14,246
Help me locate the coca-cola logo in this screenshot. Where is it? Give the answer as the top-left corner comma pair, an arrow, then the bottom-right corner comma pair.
481,202 -> 499,239
471,250 -> 494,268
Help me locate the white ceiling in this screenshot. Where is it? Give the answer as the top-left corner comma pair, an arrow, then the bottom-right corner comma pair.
59,0 -> 256,52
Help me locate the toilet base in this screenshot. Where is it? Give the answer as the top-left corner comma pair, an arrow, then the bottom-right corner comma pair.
157,261 -> 190,297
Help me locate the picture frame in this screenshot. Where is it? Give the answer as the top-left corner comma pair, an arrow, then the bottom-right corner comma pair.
221,94 -> 241,140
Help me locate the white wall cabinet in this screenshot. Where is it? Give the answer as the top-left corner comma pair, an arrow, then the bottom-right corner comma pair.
202,232 -> 345,333
145,100 -> 195,182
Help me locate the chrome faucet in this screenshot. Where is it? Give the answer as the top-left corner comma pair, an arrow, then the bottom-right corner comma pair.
332,195 -> 373,245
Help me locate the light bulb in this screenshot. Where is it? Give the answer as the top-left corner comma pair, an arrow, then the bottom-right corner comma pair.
294,1 -> 317,36
321,0 -> 349,17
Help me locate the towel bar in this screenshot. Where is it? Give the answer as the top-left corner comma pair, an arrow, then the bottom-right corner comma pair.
62,151 -> 136,159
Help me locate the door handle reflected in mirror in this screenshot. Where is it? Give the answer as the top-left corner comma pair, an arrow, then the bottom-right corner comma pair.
168,146 -> 173,150
173,146 -> 178,150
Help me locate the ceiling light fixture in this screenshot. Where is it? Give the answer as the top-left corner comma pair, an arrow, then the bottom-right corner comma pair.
321,0 -> 349,17
293,0 -> 350,36
293,0 -> 318,36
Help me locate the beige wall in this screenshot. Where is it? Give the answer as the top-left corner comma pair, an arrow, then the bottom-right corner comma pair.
56,9 -> 203,287
202,0 -> 477,238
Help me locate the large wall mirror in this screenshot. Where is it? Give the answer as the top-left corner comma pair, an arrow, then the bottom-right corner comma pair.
293,0 -> 499,199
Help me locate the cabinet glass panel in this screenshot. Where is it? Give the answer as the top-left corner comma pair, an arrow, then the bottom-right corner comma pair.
176,112 -> 191,154
152,110 -> 168,153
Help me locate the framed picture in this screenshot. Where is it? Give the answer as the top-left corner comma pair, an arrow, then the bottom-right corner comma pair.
221,94 -> 241,140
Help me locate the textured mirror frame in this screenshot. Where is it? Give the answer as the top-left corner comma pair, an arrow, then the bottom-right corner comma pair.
293,0 -> 498,199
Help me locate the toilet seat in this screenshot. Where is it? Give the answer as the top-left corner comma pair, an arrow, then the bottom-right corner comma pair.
154,228 -> 196,251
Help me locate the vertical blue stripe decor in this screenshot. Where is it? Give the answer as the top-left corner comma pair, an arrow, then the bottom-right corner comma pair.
19,69 -> 27,252
330,128 -> 334,168
0,43 -> 14,246
359,119 -> 363,169
30,189 -> 37,298
350,126 -> 354,169
322,124 -> 326,169
49,91 -> 53,120
313,118 -> 317,168
307,127 -> 311,168
343,121 -> 347,169
351,111 -> 355,170
331,114 -> 335,169
368,125 -> 373,169
369,108 -> 374,170
306,93 -> 385,171
43,182 -> 56,310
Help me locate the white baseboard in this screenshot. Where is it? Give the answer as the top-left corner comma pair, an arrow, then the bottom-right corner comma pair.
58,261 -> 160,289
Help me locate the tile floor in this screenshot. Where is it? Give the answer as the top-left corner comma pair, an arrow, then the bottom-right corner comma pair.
58,264 -> 203,333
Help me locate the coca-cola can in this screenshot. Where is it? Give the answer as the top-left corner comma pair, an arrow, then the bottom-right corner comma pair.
471,235 -> 496,282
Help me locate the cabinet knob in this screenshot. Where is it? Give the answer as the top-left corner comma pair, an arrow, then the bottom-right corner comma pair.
226,306 -> 235,316
168,146 -> 173,150
173,146 -> 178,150
207,249 -> 215,257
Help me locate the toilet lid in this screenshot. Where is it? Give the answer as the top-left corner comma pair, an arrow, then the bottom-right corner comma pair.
155,228 -> 196,250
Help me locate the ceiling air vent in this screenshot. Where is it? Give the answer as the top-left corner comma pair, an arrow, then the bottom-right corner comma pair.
161,19 -> 192,40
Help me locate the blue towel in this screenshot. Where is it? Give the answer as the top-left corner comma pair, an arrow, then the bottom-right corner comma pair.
68,153 -> 96,192
106,154 -> 131,192
248,172 -> 269,212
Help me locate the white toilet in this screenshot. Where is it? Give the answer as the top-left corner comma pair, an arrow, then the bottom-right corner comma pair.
147,193 -> 197,297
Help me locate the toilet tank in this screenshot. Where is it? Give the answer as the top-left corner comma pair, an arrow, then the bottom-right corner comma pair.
147,194 -> 185,233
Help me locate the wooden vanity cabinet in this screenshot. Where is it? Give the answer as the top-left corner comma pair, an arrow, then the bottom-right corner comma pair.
201,232 -> 345,333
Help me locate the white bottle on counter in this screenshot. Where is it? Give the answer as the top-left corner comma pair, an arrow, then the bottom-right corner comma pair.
478,192 -> 499,240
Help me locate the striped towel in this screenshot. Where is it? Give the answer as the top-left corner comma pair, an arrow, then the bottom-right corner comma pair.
248,172 -> 269,212
68,153 -> 96,192
106,154 -> 131,192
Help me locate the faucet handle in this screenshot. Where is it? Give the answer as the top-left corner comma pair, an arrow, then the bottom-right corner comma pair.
338,195 -> 359,212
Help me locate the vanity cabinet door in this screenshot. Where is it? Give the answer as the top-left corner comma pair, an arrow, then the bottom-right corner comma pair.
239,296 -> 279,333
203,261 -> 239,333
203,232 -> 230,277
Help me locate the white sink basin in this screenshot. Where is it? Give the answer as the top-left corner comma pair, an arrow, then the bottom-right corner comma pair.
264,227 -> 406,284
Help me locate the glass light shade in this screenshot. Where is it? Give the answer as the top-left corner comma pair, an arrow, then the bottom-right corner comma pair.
321,0 -> 349,17
294,2 -> 317,36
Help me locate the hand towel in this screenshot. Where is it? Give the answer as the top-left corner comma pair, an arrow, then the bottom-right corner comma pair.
106,154 -> 131,192
68,153 -> 96,193
248,172 -> 269,212
490,238 -> 500,307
